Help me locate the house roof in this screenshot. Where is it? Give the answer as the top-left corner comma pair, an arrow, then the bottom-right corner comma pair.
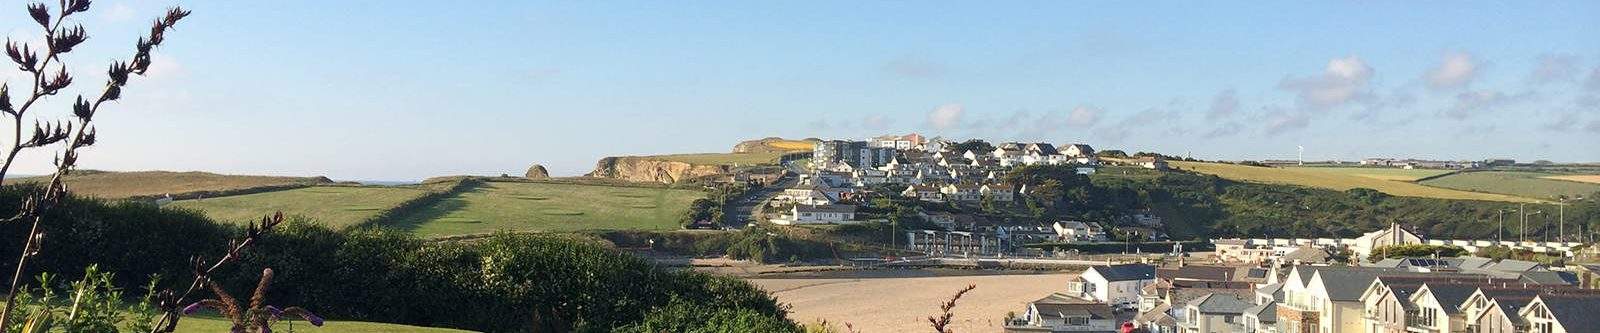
1488,259 -> 1542,272
1134,303 -> 1177,326
1157,266 -> 1237,282
1418,284 -> 1481,314
1187,293 -> 1252,315
1090,263 -> 1156,282
1243,302 -> 1277,323
1518,271 -> 1577,285
1030,293 -> 1114,320
1281,246 -> 1331,262
1213,239 -> 1248,246
794,204 -> 856,214
1536,294 -> 1600,330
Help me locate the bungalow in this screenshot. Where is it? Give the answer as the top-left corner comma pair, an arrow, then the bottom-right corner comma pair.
940,183 -> 982,202
980,183 -> 1015,202
1133,156 -> 1169,170
902,184 -> 943,202
780,186 -> 834,205
784,204 -> 857,225
1006,293 -> 1118,333
1053,221 -> 1106,242
1068,263 -> 1156,310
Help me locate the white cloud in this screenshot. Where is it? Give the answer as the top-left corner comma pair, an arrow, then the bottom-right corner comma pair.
1440,90 -> 1533,119
1206,88 -> 1239,120
1262,105 -> 1311,136
1528,54 -> 1579,84
926,103 -> 964,129
1425,52 -> 1478,90
1278,56 -> 1373,109
101,2 -> 136,23
1065,106 -> 1101,127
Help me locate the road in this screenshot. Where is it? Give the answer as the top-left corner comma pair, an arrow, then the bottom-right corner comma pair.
725,165 -> 799,227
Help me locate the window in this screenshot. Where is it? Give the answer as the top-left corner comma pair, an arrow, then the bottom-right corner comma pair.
1068,317 -> 1088,325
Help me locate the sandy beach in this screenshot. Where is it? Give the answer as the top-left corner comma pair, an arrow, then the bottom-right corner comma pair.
748,271 -> 1078,333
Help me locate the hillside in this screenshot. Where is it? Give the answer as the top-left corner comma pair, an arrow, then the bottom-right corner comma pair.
1169,161 -> 1540,203
1421,171 -> 1600,200
4,170 -> 333,199
384,180 -> 704,237
169,185 -> 435,228
732,137 -> 818,153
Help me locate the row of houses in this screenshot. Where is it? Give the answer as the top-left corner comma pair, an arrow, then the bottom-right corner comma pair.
1215,224 -> 1589,262
1007,258 -> 1598,333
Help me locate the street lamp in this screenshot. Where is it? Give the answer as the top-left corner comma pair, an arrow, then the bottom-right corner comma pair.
1497,208 -> 1515,243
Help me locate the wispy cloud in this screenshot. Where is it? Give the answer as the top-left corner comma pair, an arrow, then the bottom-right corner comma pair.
1425,51 -> 1478,90
1278,56 -> 1373,110
926,103 -> 964,130
1528,54 -> 1580,85
1262,105 -> 1311,136
1206,88 -> 1239,120
1065,106 -> 1102,127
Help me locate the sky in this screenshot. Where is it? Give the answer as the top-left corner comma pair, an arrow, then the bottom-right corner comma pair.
1,1 -> 1598,180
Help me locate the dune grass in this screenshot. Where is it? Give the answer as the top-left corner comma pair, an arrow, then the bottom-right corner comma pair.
1421,171 -> 1600,200
169,186 -> 431,228
1287,166 -> 1452,181
4,170 -> 329,199
642,152 -> 784,165
1171,161 -> 1540,203
386,181 -> 704,237
177,316 -> 476,332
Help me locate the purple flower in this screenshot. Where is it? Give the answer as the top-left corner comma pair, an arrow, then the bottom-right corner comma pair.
302,312 -> 325,326
265,305 -> 283,318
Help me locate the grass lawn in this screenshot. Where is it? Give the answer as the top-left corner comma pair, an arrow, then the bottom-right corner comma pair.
1171,161 -> 1540,203
177,316 -> 475,332
1287,166 -> 1453,181
1421,171 -> 1600,200
387,181 -> 704,237
169,186 -> 431,228
5,170 -> 329,199
642,152 -> 784,166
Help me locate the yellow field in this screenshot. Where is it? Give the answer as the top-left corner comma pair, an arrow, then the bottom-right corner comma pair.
763,139 -> 816,151
1544,175 -> 1600,184
643,152 -> 784,165
1172,161 -> 1540,203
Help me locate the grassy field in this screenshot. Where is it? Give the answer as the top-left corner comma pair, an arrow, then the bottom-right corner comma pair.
5,170 -> 330,199
1171,161 -> 1540,203
1545,175 -> 1600,185
387,181 -> 704,237
762,139 -> 815,151
1288,166 -> 1453,181
169,186 -> 431,228
177,316 -> 475,332
1421,171 -> 1600,200
643,152 -> 784,165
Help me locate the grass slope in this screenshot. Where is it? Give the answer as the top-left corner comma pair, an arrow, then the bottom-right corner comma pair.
5,170 -> 329,199
169,186 -> 431,228
1288,166 -> 1452,181
643,152 -> 784,165
1422,171 -> 1600,200
1171,161 -> 1539,203
178,316 -> 476,332
1543,175 -> 1600,185
387,181 -> 704,237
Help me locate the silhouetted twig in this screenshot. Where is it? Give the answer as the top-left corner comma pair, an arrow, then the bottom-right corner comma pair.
927,284 -> 975,333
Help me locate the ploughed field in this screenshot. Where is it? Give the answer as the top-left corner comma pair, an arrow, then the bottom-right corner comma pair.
1171,161 -> 1539,203
385,181 -> 704,237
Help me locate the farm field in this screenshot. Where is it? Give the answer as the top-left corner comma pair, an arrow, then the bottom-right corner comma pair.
1287,166 -> 1452,181
761,139 -> 816,151
5,170 -> 330,199
1421,171 -> 1600,200
1171,161 -> 1540,203
1544,175 -> 1600,185
643,152 -> 784,165
169,186 -> 431,228
750,272 -> 1076,333
178,316 -> 476,332
387,181 -> 703,237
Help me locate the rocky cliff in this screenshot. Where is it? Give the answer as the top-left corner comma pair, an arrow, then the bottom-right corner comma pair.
585,157 -> 731,184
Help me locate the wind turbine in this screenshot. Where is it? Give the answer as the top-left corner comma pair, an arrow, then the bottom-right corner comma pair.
1297,146 -> 1305,165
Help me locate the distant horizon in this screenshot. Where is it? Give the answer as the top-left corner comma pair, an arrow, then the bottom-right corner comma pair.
2,1 -> 1595,180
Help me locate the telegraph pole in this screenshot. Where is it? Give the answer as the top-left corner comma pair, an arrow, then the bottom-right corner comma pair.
1497,209 -> 1506,243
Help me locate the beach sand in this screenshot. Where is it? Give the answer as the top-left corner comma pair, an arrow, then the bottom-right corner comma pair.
749,272 -> 1077,333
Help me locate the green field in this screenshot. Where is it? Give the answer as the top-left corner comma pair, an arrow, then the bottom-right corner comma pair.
5,170 -> 330,199
177,316 -> 474,332
169,186 -> 431,228
1288,166 -> 1452,181
386,181 -> 704,237
1172,161 -> 1540,203
642,152 -> 784,165
1421,171 -> 1600,200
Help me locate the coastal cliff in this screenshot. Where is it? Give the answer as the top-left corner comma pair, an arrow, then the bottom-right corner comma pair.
585,156 -> 731,184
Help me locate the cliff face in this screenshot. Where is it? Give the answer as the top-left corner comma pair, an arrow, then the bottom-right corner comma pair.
586,157 -> 730,184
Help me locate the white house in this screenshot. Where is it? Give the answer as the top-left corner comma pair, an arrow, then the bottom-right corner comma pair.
980,184 -> 1015,202
902,184 -> 943,202
783,204 -> 857,225
940,183 -> 982,202
1181,293 -> 1250,333
1516,294 -> 1600,333
1053,221 -> 1106,242
1350,223 -> 1423,259
1068,263 -> 1156,310
1010,293 -> 1119,332
779,186 -> 834,205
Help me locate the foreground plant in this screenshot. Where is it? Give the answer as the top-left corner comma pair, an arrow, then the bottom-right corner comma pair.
0,0 -> 191,329
6,265 -> 164,333
926,284 -> 975,333
181,267 -> 323,333
146,213 -> 288,333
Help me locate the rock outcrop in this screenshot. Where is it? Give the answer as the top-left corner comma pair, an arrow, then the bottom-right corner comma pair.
524,164 -> 550,180
586,157 -> 730,184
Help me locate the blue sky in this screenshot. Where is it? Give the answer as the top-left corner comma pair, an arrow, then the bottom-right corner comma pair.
3,1 -> 1598,180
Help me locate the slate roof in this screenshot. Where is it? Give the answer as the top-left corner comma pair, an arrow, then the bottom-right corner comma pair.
1281,246 -> 1331,263
794,204 -> 856,214
1157,266 -> 1236,282
1030,293 -> 1114,320
1487,259 -> 1541,272
1256,283 -> 1285,301
1134,302 -> 1177,326
1243,302 -> 1276,323
1187,293 -> 1252,314
1536,294 -> 1600,331
1518,271 -> 1577,286
1419,284 -> 1481,314
1091,263 -> 1156,282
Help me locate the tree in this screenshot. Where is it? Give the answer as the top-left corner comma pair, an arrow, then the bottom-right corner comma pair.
948,139 -> 993,154
1367,244 -> 1468,262
1096,150 -> 1128,158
